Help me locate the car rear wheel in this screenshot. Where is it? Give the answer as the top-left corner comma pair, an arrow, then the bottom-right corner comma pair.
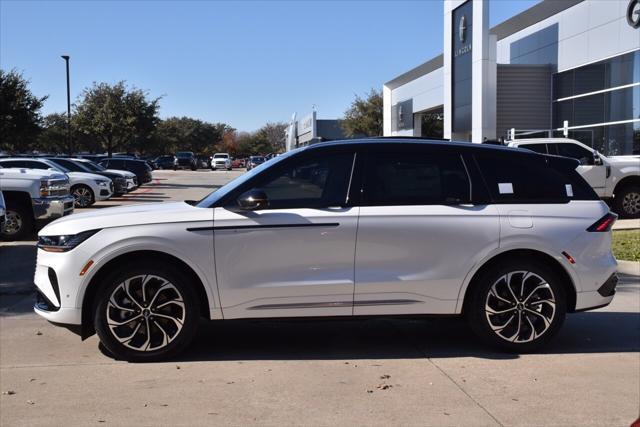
614,185 -> 640,219
71,184 -> 95,208
94,263 -> 199,362
467,260 -> 566,352
0,204 -> 33,241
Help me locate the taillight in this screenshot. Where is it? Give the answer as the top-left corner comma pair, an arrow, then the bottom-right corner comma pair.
587,212 -> 617,232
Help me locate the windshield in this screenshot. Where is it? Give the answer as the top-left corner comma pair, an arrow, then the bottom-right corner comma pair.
213,154 -> 228,158
250,156 -> 264,162
83,161 -> 106,172
176,152 -> 192,158
196,149 -> 297,207
47,161 -> 69,173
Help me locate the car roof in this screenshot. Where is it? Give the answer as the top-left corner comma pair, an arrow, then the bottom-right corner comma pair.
301,137 -> 528,155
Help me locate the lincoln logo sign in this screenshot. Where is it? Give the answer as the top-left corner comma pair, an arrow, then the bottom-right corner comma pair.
454,14 -> 472,57
628,0 -> 640,29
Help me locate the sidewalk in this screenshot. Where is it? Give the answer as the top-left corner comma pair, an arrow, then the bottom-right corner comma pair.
613,219 -> 640,230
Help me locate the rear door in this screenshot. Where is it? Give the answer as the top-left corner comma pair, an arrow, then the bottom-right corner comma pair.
353,145 -> 500,315
213,147 -> 359,318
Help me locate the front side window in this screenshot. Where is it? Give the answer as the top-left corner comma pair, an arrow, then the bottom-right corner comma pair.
551,143 -> 594,165
248,152 -> 354,209
362,151 -> 471,206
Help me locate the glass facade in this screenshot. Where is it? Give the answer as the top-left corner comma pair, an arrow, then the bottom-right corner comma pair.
552,50 -> 640,155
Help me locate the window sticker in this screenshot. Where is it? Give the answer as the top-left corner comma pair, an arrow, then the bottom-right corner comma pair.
498,183 -> 514,194
565,184 -> 574,197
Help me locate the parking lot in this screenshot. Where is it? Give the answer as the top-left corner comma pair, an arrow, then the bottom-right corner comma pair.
1,169 -> 639,426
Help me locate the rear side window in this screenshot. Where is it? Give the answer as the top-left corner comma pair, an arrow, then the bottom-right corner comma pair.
519,144 -> 548,154
474,152 -> 570,203
362,151 -> 471,205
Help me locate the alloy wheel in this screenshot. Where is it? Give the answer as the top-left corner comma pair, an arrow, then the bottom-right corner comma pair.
485,271 -> 556,343
106,275 -> 186,352
73,187 -> 93,207
622,191 -> 640,215
1,211 -> 22,236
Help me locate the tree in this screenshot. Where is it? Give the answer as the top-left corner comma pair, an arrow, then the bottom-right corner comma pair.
256,122 -> 287,152
74,81 -> 160,156
0,69 -> 48,152
152,117 -> 231,156
37,113 -> 69,153
341,89 -> 383,137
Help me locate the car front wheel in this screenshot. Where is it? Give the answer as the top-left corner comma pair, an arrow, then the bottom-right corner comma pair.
71,184 -> 95,208
467,260 -> 566,352
94,263 -> 199,362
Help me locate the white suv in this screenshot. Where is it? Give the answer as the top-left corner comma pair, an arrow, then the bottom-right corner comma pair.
507,138 -> 640,218
33,139 -> 618,361
211,153 -> 232,171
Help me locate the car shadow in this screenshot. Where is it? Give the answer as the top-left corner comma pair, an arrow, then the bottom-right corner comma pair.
167,310 -> 639,363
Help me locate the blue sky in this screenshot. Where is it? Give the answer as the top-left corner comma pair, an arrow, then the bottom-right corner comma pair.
1,0 -> 538,131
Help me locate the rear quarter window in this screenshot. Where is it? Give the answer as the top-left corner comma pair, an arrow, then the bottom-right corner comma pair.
474,152 -> 573,203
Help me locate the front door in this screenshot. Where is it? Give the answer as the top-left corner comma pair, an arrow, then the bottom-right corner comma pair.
213,149 -> 358,318
550,143 -> 607,195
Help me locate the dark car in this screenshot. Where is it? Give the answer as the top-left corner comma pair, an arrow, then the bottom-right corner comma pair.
246,155 -> 265,171
175,151 -> 197,170
76,154 -> 109,163
99,158 -> 153,184
47,157 -> 130,195
155,155 -> 178,170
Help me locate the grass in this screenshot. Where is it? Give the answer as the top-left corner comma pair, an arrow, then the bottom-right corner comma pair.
612,230 -> 640,262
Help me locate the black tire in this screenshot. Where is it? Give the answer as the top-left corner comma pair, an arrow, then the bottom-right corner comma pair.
613,184 -> 640,219
466,259 -> 566,353
71,184 -> 95,208
227,167 -> 232,171
94,262 -> 200,362
0,202 -> 34,241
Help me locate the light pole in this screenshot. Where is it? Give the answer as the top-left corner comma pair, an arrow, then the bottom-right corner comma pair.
61,55 -> 71,155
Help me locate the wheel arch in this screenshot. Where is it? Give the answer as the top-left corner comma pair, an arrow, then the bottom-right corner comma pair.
459,249 -> 577,316
613,175 -> 640,196
80,250 -> 211,340
3,190 -> 34,213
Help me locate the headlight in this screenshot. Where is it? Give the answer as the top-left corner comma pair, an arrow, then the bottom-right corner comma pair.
40,179 -> 70,197
38,230 -> 100,252
95,179 -> 109,187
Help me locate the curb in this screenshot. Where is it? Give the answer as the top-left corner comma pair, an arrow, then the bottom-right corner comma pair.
618,260 -> 640,277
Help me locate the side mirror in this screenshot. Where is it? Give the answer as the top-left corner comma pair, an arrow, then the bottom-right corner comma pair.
593,153 -> 603,166
237,189 -> 268,211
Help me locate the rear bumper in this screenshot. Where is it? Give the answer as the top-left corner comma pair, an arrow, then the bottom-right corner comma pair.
574,273 -> 618,311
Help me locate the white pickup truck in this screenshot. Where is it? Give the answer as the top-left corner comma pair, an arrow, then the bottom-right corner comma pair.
507,138 -> 640,218
0,168 -> 75,240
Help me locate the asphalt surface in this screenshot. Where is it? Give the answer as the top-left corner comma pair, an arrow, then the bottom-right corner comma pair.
0,169 -> 639,426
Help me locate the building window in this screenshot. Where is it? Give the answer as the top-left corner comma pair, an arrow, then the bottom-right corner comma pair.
551,50 -> 640,155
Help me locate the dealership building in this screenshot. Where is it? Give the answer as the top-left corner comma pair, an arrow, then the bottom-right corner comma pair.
383,0 -> 640,155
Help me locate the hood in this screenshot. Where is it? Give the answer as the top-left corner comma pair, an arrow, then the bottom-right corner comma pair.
40,201 -> 210,236
606,156 -> 640,167
67,171 -> 112,182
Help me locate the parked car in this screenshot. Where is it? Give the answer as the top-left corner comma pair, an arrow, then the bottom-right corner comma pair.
508,138 -> 640,218
175,152 -> 197,171
231,157 -> 246,169
0,158 -> 113,208
246,155 -> 265,170
0,167 -> 74,240
78,159 -> 138,192
47,158 -> 134,196
196,155 -> 210,169
155,155 -> 178,170
211,153 -> 232,171
33,138 -> 618,361
99,158 -> 153,185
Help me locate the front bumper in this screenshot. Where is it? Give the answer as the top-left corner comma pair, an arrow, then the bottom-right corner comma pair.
32,195 -> 75,221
